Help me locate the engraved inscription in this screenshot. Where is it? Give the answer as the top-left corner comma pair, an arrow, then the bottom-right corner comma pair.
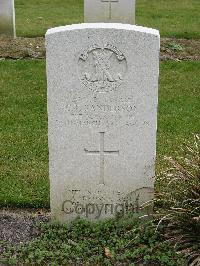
84,132 -> 119,184
78,44 -> 127,93
61,187 -> 153,218
101,0 -> 119,20
65,93 -> 137,128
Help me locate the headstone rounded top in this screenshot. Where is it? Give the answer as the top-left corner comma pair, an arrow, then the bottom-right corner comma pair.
46,23 -> 159,37
46,20 -> 160,222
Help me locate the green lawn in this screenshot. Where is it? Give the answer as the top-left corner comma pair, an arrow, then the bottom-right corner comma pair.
0,60 -> 49,208
0,60 -> 199,208
15,0 -> 200,38
157,61 -> 200,169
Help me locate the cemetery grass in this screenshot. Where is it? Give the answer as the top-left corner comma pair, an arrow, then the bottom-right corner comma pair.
0,60 -> 199,209
15,0 -> 200,39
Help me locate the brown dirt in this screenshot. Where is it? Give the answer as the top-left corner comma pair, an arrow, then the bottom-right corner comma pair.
0,208 -> 50,255
0,36 -> 199,61
160,38 -> 200,61
0,37 -> 45,59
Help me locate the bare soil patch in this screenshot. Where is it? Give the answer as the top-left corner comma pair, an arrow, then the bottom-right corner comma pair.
0,208 -> 50,254
0,37 -> 45,59
0,36 -> 199,61
160,38 -> 200,61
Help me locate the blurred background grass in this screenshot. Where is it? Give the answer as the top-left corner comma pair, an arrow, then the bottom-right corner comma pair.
15,0 -> 200,38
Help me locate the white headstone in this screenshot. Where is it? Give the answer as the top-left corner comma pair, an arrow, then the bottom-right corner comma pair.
46,23 -> 160,222
0,0 -> 16,37
84,0 -> 135,24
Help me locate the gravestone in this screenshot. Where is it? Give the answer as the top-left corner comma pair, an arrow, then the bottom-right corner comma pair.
0,0 -> 16,37
46,23 -> 160,222
84,0 -> 135,24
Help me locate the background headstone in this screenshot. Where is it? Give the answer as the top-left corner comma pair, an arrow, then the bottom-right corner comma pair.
84,0 -> 136,24
46,23 -> 160,222
0,0 -> 16,37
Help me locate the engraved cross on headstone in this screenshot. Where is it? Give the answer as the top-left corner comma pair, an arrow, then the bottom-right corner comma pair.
84,132 -> 119,185
101,0 -> 119,20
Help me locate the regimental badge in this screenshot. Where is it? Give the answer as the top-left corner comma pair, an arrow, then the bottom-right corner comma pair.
78,44 -> 127,93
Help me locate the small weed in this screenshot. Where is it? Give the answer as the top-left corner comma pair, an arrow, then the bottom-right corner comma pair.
166,43 -> 184,51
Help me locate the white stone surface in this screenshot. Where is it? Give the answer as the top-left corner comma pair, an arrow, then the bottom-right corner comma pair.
0,0 -> 16,37
84,0 -> 135,24
46,23 -> 160,222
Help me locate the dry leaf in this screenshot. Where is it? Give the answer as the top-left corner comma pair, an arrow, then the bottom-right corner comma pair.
104,247 -> 112,258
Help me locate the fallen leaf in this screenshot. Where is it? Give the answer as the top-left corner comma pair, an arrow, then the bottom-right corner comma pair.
104,247 -> 112,258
